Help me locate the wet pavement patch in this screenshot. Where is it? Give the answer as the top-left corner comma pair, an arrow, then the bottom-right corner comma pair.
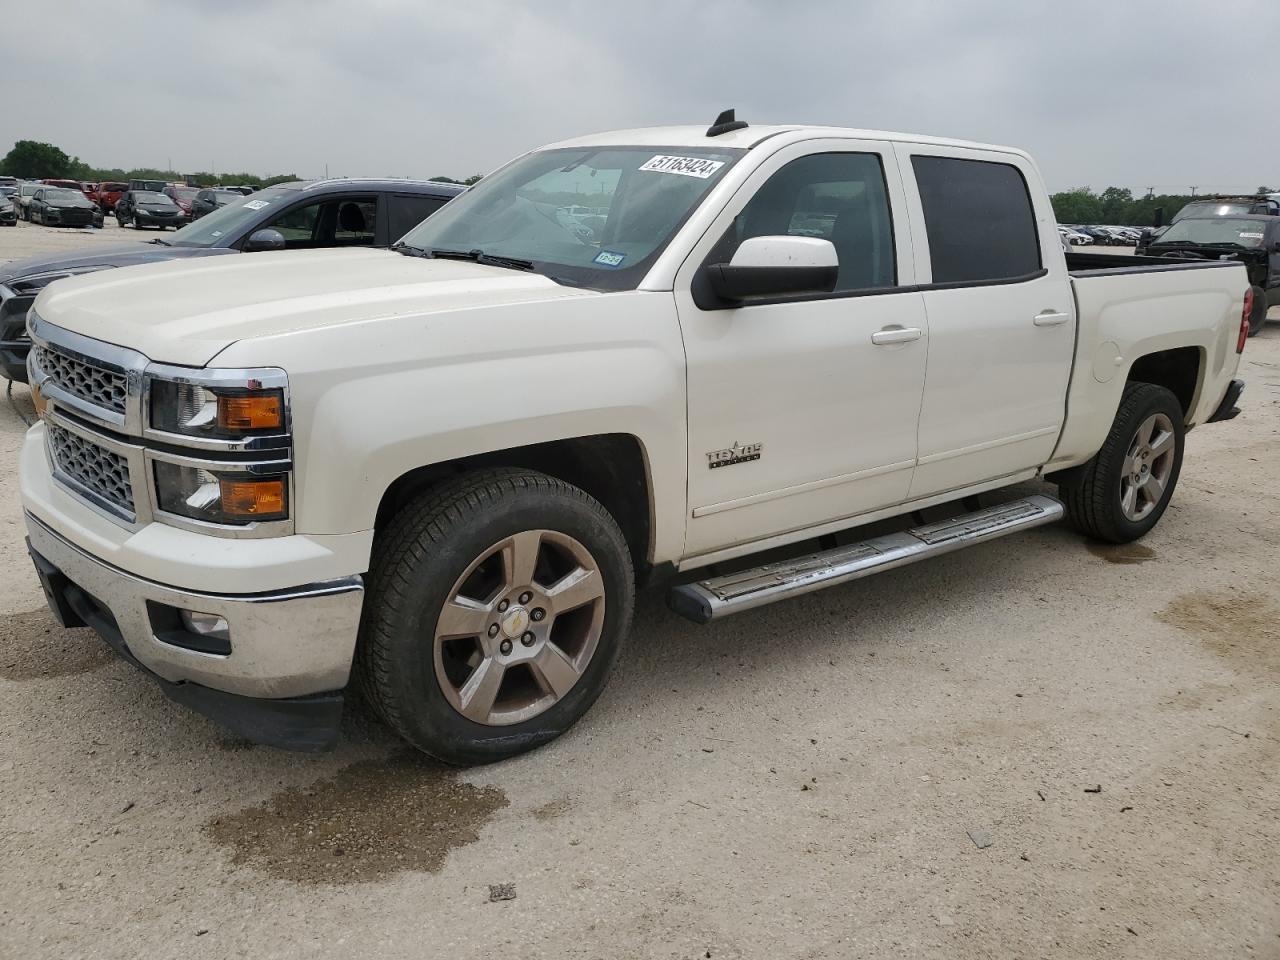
0,607 -> 117,680
1087,542 -> 1156,564
1157,590 -> 1280,675
202,753 -> 508,884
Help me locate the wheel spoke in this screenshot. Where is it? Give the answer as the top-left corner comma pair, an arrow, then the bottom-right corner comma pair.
502,530 -> 543,590
1137,416 -> 1155,447
1149,428 -> 1174,459
1141,472 -> 1166,507
1120,481 -> 1138,518
530,643 -> 582,700
1121,451 -> 1138,477
458,657 -> 505,722
437,596 -> 491,638
545,566 -> 604,616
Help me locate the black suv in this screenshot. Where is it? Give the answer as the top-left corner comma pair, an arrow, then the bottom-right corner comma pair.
1137,195 -> 1280,254
0,179 -> 464,382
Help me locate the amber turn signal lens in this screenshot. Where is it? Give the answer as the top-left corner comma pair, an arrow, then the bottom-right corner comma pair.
30,381 -> 48,418
217,393 -> 283,431
219,477 -> 286,517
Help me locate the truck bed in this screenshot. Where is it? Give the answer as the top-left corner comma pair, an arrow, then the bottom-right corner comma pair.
1065,251 -> 1241,277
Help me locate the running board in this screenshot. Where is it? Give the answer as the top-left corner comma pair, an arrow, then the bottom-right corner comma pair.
668,495 -> 1064,624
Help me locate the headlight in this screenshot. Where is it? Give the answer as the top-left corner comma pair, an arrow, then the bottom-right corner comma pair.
154,461 -> 288,524
149,379 -> 286,439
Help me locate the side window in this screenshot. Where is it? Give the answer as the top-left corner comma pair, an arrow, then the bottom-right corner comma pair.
710,152 -> 896,293
387,194 -> 448,240
268,200 -> 322,245
333,198 -> 376,244
911,156 -> 1041,284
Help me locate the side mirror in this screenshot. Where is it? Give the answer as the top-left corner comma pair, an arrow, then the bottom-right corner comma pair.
705,236 -> 838,302
1272,239 -> 1280,254
243,228 -> 286,252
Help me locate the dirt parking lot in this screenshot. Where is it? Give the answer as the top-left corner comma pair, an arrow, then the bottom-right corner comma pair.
1,221 -> 1278,959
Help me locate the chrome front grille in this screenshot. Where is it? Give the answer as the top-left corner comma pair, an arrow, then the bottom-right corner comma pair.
46,422 -> 135,515
34,344 -> 128,414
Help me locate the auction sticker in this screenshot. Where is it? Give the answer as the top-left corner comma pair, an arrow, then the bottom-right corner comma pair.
1239,231 -> 1264,239
639,155 -> 726,179
593,250 -> 626,267
242,199 -> 269,210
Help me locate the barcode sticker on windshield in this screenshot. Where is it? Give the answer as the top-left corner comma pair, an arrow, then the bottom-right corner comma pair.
1239,231 -> 1264,239
639,155 -> 726,179
242,199 -> 269,210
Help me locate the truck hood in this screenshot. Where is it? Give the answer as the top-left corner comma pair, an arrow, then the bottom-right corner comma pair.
34,248 -> 597,366
0,243 -> 229,288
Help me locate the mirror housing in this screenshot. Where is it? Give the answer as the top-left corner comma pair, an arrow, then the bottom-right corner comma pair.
243,228 -> 286,252
705,236 -> 839,302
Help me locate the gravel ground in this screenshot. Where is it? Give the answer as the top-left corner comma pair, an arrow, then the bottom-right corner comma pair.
1,221 -> 1278,959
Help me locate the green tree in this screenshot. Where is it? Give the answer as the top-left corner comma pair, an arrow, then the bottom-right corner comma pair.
1098,186 -> 1133,224
463,173 -> 483,185
1,140 -> 73,178
1050,187 -> 1103,225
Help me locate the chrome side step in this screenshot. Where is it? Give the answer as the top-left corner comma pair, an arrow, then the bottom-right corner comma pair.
668,495 -> 1064,623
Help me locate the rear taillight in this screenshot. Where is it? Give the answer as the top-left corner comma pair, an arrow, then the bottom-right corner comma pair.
1238,287 -> 1254,353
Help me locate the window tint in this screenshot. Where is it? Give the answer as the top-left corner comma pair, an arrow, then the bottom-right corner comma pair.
388,194 -> 448,240
911,156 -> 1041,284
333,199 -> 376,244
710,152 -> 896,292
263,196 -> 377,249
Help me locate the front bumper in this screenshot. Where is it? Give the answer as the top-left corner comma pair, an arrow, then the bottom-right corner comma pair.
135,212 -> 182,226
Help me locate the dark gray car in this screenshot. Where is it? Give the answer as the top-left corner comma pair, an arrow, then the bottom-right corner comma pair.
0,178 -> 464,381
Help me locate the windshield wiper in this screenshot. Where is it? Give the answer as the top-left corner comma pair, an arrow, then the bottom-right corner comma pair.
428,248 -> 534,272
391,241 -> 428,257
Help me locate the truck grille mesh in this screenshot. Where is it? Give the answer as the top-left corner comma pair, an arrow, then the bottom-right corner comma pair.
46,423 -> 134,514
34,344 -> 128,414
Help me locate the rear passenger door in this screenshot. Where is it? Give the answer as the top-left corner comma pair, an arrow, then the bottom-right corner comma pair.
895,145 -> 1075,499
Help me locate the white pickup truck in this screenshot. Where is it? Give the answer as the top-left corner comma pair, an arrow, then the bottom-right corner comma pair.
19,113 -> 1250,763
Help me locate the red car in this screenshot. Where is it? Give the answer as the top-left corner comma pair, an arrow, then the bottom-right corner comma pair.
94,182 -> 127,213
42,178 -> 82,191
162,184 -> 200,221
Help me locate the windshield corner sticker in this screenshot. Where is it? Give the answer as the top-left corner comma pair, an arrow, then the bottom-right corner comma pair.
1239,231 -> 1264,239
639,155 -> 726,179
242,199 -> 269,210
593,250 -> 626,268
707,441 -> 762,469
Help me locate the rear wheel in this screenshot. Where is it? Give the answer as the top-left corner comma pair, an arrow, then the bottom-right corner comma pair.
356,468 -> 635,765
1058,382 -> 1184,543
1247,285 -> 1268,337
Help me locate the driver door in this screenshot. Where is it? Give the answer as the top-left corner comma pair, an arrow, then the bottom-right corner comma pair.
674,140 -> 928,558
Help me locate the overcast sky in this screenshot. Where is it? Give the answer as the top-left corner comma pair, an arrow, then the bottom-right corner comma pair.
6,0 -> 1278,194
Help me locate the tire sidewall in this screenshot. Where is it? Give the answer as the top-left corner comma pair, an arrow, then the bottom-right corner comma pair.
1248,285 -> 1267,336
1098,386 -> 1185,540
370,485 -> 633,764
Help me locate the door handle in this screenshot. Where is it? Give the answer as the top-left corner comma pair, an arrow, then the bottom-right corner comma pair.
1034,311 -> 1070,327
871,326 -> 923,345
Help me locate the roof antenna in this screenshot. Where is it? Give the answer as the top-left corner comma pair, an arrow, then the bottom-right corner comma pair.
706,108 -> 748,138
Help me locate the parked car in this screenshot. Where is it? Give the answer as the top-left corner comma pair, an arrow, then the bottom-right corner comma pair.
1058,225 -> 1092,245
16,118 -> 1249,759
81,182 -> 98,200
218,185 -> 254,196
13,181 -> 44,220
162,184 -> 200,221
1137,195 -> 1280,253
93,181 -> 127,213
0,192 -> 16,226
190,188 -> 243,219
41,178 -> 83,192
1145,214 -> 1277,335
0,175 -> 18,188
114,190 -> 184,229
28,187 -> 99,227
128,178 -> 168,193
0,178 -> 463,381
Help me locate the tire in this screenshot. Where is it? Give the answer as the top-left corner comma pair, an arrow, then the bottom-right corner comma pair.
1247,285 -> 1267,337
1058,382 -> 1185,543
133,217 -> 144,230
356,468 -> 635,765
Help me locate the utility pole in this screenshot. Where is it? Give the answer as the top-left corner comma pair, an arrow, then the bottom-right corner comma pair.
1145,186 -> 1154,199
1190,186 -> 1198,196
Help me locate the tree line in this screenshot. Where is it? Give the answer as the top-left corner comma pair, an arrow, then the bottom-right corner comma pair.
1,139 -> 482,189
1050,185 -> 1274,226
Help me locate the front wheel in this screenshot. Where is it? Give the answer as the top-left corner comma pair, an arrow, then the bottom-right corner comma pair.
133,217 -> 144,230
356,468 -> 635,765
1058,382 -> 1185,543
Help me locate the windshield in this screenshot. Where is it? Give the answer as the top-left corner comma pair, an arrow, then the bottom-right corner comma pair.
398,145 -> 743,290
136,192 -> 174,205
44,188 -> 84,203
1172,201 -> 1253,223
168,186 -> 291,247
1152,218 -> 1268,248
102,182 -> 126,191
170,187 -> 198,201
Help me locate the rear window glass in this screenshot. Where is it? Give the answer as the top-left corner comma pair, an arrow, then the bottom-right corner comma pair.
388,194 -> 448,239
912,156 -> 1042,284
